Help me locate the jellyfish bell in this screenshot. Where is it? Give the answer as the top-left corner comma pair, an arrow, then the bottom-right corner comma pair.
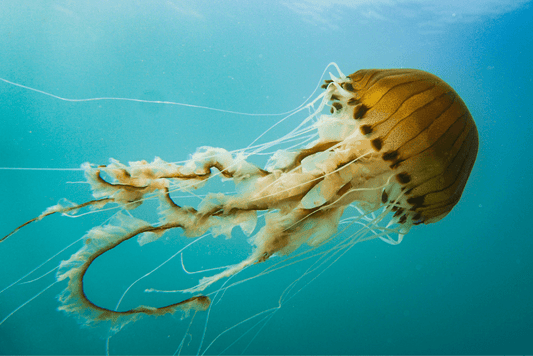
0,65 -> 478,354
326,68 -> 479,224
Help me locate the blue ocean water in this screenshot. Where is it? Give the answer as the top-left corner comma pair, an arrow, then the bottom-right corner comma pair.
1,1 -> 532,355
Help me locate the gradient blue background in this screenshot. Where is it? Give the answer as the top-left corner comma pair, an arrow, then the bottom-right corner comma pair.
1,1 -> 532,355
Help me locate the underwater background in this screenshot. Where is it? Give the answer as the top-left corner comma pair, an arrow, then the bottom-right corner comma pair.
1,1 -> 532,355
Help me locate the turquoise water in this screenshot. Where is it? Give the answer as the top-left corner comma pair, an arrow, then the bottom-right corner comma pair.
1,1 -> 532,355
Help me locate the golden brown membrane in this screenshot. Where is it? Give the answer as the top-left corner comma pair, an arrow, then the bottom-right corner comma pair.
338,69 -> 478,223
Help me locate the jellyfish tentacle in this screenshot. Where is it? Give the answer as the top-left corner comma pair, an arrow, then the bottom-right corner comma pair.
0,198 -> 114,243
56,213 -> 210,333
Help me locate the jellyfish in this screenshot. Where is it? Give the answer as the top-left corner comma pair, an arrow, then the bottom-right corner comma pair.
1,65 -> 478,350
